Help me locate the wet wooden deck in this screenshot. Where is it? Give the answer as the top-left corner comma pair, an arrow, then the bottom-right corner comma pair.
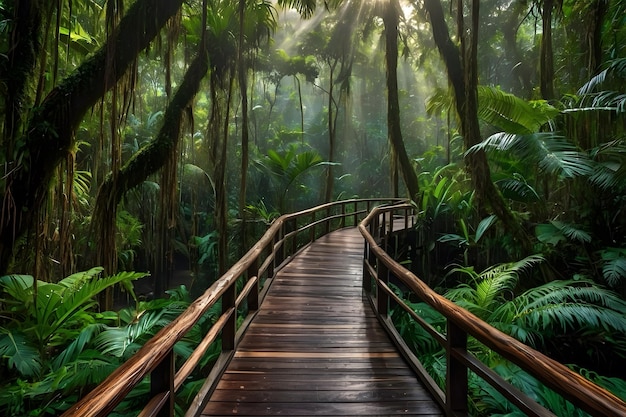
201,228 -> 443,416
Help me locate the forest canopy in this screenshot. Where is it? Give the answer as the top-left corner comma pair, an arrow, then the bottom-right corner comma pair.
1,0 -> 626,415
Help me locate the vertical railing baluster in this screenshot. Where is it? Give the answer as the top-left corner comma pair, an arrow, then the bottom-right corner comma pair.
291,218 -> 297,256
222,284 -> 236,352
340,202 -> 346,228
377,261 -> 389,317
353,201 -> 358,226
267,243 -> 274,278
247,259 -> 259,312
325,207 -> 331,234
274,229 -> 283,269
447,321 -> 469,416
310,212 -> 316,243
404,207 -> 409,231
151,351 -> 174,417
362,241 -> 371,294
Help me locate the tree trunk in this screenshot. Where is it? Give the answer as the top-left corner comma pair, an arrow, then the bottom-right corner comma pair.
502,1 -> 533,97
238,0 -> 250,251
3,0 -> 42,148
91,50 -> 209,282
217,77 -> 234,275
323,61 -> 339,203
424,0 -> 531,252
382,0 -> 420,201
587,0 -> 607,76
540,0 -> 555,100
0,0 -> 184,275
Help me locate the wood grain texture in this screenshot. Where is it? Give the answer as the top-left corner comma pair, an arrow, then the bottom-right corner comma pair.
201,228 -> 443,416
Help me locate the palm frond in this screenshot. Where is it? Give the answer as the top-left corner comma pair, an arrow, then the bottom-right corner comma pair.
276,0 -> 317,19
599,248 -> 626,287
535,221 -> 591,245
578,58 -> 626,95
470,132 -> 595,179
446,256 -> 543,317
477,86 -> 559,134
588,140 -> 626,190
425,87 -> 453,116
0,274 -> 35,306
0,328 -> 42,377
513,280 -> 626,333
496,174 -> 542,203
51,323 -> 105,371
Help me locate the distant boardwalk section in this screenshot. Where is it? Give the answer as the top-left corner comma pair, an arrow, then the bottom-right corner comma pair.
202,228 -> 443,416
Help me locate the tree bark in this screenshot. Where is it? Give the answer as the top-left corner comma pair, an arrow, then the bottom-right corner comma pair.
382,0 -> 420,201
0,0 -> 184,274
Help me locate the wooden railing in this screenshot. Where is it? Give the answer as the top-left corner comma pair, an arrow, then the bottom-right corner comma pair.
61,198 -> 403,417
359,203 -> 626,417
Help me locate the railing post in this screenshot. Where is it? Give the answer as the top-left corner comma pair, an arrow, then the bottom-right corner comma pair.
404,207 -> 409,231
340,202 -> 346,228
353,201 -> 358,226
222,284 -> 236,351
372,213 -> 380,243
310,212 -> 316,243
151,351 -> 175,417
247,259 -> 259,311
325,207 -> 331,234
447,321 -> 468,416
377,261 -> 389,317
274,229 -> 283,269
291,218 -> 297,256
362,242 -> 372,295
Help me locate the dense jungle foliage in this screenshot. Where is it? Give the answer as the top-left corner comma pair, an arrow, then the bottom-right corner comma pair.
1,0 -> 626,415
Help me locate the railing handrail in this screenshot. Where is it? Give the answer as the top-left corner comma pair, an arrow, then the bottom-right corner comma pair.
359,203 -> 626,417
62,198 -> 404,417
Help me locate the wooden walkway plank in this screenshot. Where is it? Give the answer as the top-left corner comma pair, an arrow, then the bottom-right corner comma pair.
201,228 -> 443,416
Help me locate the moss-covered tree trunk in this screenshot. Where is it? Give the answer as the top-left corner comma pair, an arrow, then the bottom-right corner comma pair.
383,0 -> 420,201
2,0 -> 42,148
91,50 -> 209,303
0,0 -> 184,275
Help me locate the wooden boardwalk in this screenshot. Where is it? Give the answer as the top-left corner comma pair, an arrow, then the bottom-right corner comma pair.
201,228 -> 443,416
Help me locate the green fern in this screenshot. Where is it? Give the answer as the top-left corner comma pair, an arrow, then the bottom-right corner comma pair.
511,279 -> 626,338
598,248 -> 626,287
470,132 -> 595,179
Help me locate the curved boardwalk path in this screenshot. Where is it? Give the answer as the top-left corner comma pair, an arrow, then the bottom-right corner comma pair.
201,228 -> 443,416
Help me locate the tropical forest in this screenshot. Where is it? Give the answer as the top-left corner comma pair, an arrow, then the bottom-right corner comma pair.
1,0 -> 626,416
